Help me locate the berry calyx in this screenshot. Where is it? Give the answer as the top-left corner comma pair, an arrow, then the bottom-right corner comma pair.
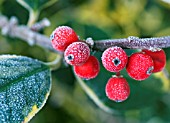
74,56 -> 100,79
105,76 -> 130,102
64,42 -> 90,66
101,46 -> 128,72
142,49 -> 166,73
50,26 -> 79,52
126,52 -> 154,81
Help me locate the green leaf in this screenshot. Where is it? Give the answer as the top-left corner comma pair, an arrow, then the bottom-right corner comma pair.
0,55 -> 51,123
54,66 -> 75,86
16,0 -> 58,26
16,0 -> 58,11
76,51 -> 164,114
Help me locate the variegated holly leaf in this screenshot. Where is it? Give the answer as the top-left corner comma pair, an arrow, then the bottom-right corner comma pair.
0,55 -> 51,123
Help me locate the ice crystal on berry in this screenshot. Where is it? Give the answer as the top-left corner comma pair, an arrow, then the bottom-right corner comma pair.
50,26 -> 79,52
105,76 -> 130,102
102,46 -> 128,72
64,42 -> 90,66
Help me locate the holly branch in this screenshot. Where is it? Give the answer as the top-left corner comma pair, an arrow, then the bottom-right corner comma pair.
94,36 -> 170,51
0,15 -> 170,53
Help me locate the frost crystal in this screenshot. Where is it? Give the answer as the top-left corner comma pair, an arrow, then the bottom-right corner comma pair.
0,55 -> 51,122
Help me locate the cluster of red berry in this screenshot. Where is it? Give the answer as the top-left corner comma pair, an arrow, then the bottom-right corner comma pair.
102,46 -> 166,102
50,26 -> 100,80
50,26 -> 166,103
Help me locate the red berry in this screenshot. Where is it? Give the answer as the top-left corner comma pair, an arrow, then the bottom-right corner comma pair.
64,42 -> 90,66
50,26 -> 79,52
126,52 -> 154,81
101,46 -> 128,72
74,56 -> 100,79
142,49 -> 166,73
105,76 -> 130,102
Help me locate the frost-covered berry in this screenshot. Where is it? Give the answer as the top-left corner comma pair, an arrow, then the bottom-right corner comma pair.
101,46 -> 128,72
105,76 -> 130,102
64,42 -> 90,66
126,52 -> 154,81
74,56 -> 100,79
50,26 -> 79,52
142,49 -> 166,73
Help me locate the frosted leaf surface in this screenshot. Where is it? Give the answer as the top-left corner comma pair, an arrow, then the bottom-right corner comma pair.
0,55 -> 51,123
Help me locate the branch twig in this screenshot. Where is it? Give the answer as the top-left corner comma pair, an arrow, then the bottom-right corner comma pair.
0,15 -> 170,53
0,15 -> 58,53
94,36 -> 170,51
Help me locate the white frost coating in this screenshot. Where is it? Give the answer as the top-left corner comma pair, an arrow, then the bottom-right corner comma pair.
101,46 -> 127,72
0,55 -> 19,59
127,36 -> 139,42
1,17 -> 18,36
51,26 -> 78,49
31,18 -> 51,31
56,26 -> 74,38
27,31 -> 35,46
64,42 -> 90,65
148,47 -> 162,52
9,16 -> 18,25
40,18 -> 50,27
86,37 -> 94,47
0,54 -> 51,122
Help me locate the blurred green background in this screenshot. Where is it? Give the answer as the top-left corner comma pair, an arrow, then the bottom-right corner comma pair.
0,0 -> 170,123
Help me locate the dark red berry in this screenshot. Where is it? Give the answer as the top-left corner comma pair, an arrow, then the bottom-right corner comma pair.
101,46 -> 128,72
105,76 -> 130,102
74,56 -> 100,79
64,42 -> 90,66
142,49 -> 166,73
50,26 -> 79,52
126,52 -> 154,81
